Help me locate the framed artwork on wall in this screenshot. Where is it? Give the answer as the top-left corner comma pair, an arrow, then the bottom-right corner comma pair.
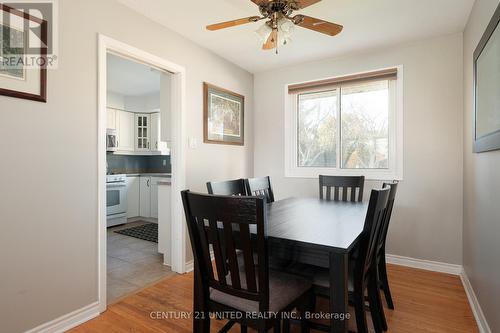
203,82 -> 244,146
0,4 -> 47,102
473,1 -> 500,152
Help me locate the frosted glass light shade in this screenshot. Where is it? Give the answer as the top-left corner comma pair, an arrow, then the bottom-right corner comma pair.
278,19 -> 294,46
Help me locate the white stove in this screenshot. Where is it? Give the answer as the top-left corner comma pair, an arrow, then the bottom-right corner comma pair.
106,174 -> 127,227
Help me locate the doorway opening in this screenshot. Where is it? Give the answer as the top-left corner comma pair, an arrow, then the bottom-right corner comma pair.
98,35 -> 186,311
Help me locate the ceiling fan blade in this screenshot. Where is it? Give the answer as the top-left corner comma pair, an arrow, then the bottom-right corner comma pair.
292,0 -> 322,9
251,0 -> 273,6
262,29 -> 278,50
295,15 -> 343,36
206,16 -> 261,31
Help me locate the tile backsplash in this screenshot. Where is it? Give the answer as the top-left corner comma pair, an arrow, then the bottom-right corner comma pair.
107,154 -> 170,174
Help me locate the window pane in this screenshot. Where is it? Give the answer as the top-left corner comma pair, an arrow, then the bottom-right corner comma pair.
298,90 -> 337,167
341,81 -> 389,169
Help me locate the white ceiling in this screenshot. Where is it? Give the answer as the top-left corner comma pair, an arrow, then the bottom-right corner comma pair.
117,0 -> 475,73
107,53 -> 160,96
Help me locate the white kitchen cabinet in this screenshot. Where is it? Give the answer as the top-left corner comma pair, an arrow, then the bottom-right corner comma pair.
126,176 -> 140,218
139,176 -> 151,217
150,177 -> 163,218
117,111 -> 135,151
151,113 -> 161,152
151,113 -> 169,155
158,182 -> 171,262
135,114 -> 151,151
109,110 -> 169,155
127,176 -> 162,220
107,108 -> 118,130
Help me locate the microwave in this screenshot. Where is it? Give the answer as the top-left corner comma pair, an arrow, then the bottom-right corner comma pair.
106,128 -> 118,152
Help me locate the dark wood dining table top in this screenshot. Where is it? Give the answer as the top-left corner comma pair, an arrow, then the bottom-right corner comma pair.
265,197 -> 368,252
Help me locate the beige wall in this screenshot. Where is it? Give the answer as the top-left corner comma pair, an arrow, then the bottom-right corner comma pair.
463,0 -> 500,331
254,33 -> 464,264
0,0 -> 253,332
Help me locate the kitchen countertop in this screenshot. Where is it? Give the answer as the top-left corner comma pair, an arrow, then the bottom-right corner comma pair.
125,173 -> 171,178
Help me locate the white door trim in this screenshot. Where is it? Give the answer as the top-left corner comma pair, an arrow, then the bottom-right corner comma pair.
97,34 -> 187,312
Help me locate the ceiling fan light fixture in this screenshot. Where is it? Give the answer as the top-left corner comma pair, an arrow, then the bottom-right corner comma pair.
279,18 -> 295,34
207,0 -> 343,52
278,18 -> 294,46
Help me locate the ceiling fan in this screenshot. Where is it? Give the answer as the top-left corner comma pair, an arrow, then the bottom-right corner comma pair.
206,0 -> 343,52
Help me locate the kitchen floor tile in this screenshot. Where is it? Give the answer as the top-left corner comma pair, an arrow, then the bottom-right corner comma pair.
106,221 -> 173,305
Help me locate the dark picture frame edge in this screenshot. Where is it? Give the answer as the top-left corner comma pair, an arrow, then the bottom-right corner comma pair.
0,4 -> 47,103
203,82 -> 245,146
473,1 -> 500,153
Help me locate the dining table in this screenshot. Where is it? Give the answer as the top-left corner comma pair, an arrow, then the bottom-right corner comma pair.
192,196 -> 368,333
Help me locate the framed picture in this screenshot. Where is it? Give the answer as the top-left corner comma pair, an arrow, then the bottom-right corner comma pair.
203,82 -> 244,146
473,1 -> 500,152
0,4 -> 47,102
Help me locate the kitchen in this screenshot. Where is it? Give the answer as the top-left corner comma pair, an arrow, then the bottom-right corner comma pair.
105,53 -> 173,303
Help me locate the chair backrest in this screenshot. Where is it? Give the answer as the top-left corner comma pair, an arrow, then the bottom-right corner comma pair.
207,179 -> 247,196
181,191 -> 269,311
319,175 -> 365,202
354,188 -> 390,279
376,182 -> 398,255
245,176 -> 275,203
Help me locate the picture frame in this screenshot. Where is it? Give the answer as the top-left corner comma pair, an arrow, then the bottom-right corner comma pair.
0,4 -> 47,102
473,1 -> 500,153
203,82 -> 244,146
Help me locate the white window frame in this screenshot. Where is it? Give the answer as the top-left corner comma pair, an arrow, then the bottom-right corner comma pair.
284,66 -> 404,181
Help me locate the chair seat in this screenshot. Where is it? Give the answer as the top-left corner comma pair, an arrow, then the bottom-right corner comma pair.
210,269 -> 311,313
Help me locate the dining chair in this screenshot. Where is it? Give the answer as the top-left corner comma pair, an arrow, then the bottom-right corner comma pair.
309,188 -> 390,333
376,182 -> 398,311
245,176 -> 275,203
207,178 -> 247,196
181,191 -> 312,333
319,175 -> 365,202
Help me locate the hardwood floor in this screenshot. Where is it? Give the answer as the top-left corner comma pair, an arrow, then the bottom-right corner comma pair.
71,264 -> 478,333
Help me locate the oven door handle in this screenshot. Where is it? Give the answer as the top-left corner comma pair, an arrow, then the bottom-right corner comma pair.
106,183 -> 126,188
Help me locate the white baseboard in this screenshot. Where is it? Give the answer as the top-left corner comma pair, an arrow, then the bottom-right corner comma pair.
460,269 -> 492,333
24,301 -> 100,333
386,254 -> 462,275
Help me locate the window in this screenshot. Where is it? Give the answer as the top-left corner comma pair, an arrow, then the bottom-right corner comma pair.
285,68 -> 403,180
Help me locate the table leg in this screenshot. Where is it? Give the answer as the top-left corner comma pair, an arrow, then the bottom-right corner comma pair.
329,252 -> 349,333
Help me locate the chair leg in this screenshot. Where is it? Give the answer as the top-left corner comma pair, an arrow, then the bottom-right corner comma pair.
274,320 -> 281,333
368,275 -> 386,333
353,290 -> 369,333
257,320 -> 267,333
300,291 -> 315,333
282,318 -> 290,333
309,291 -> 317,313
379,257 -> 394,310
